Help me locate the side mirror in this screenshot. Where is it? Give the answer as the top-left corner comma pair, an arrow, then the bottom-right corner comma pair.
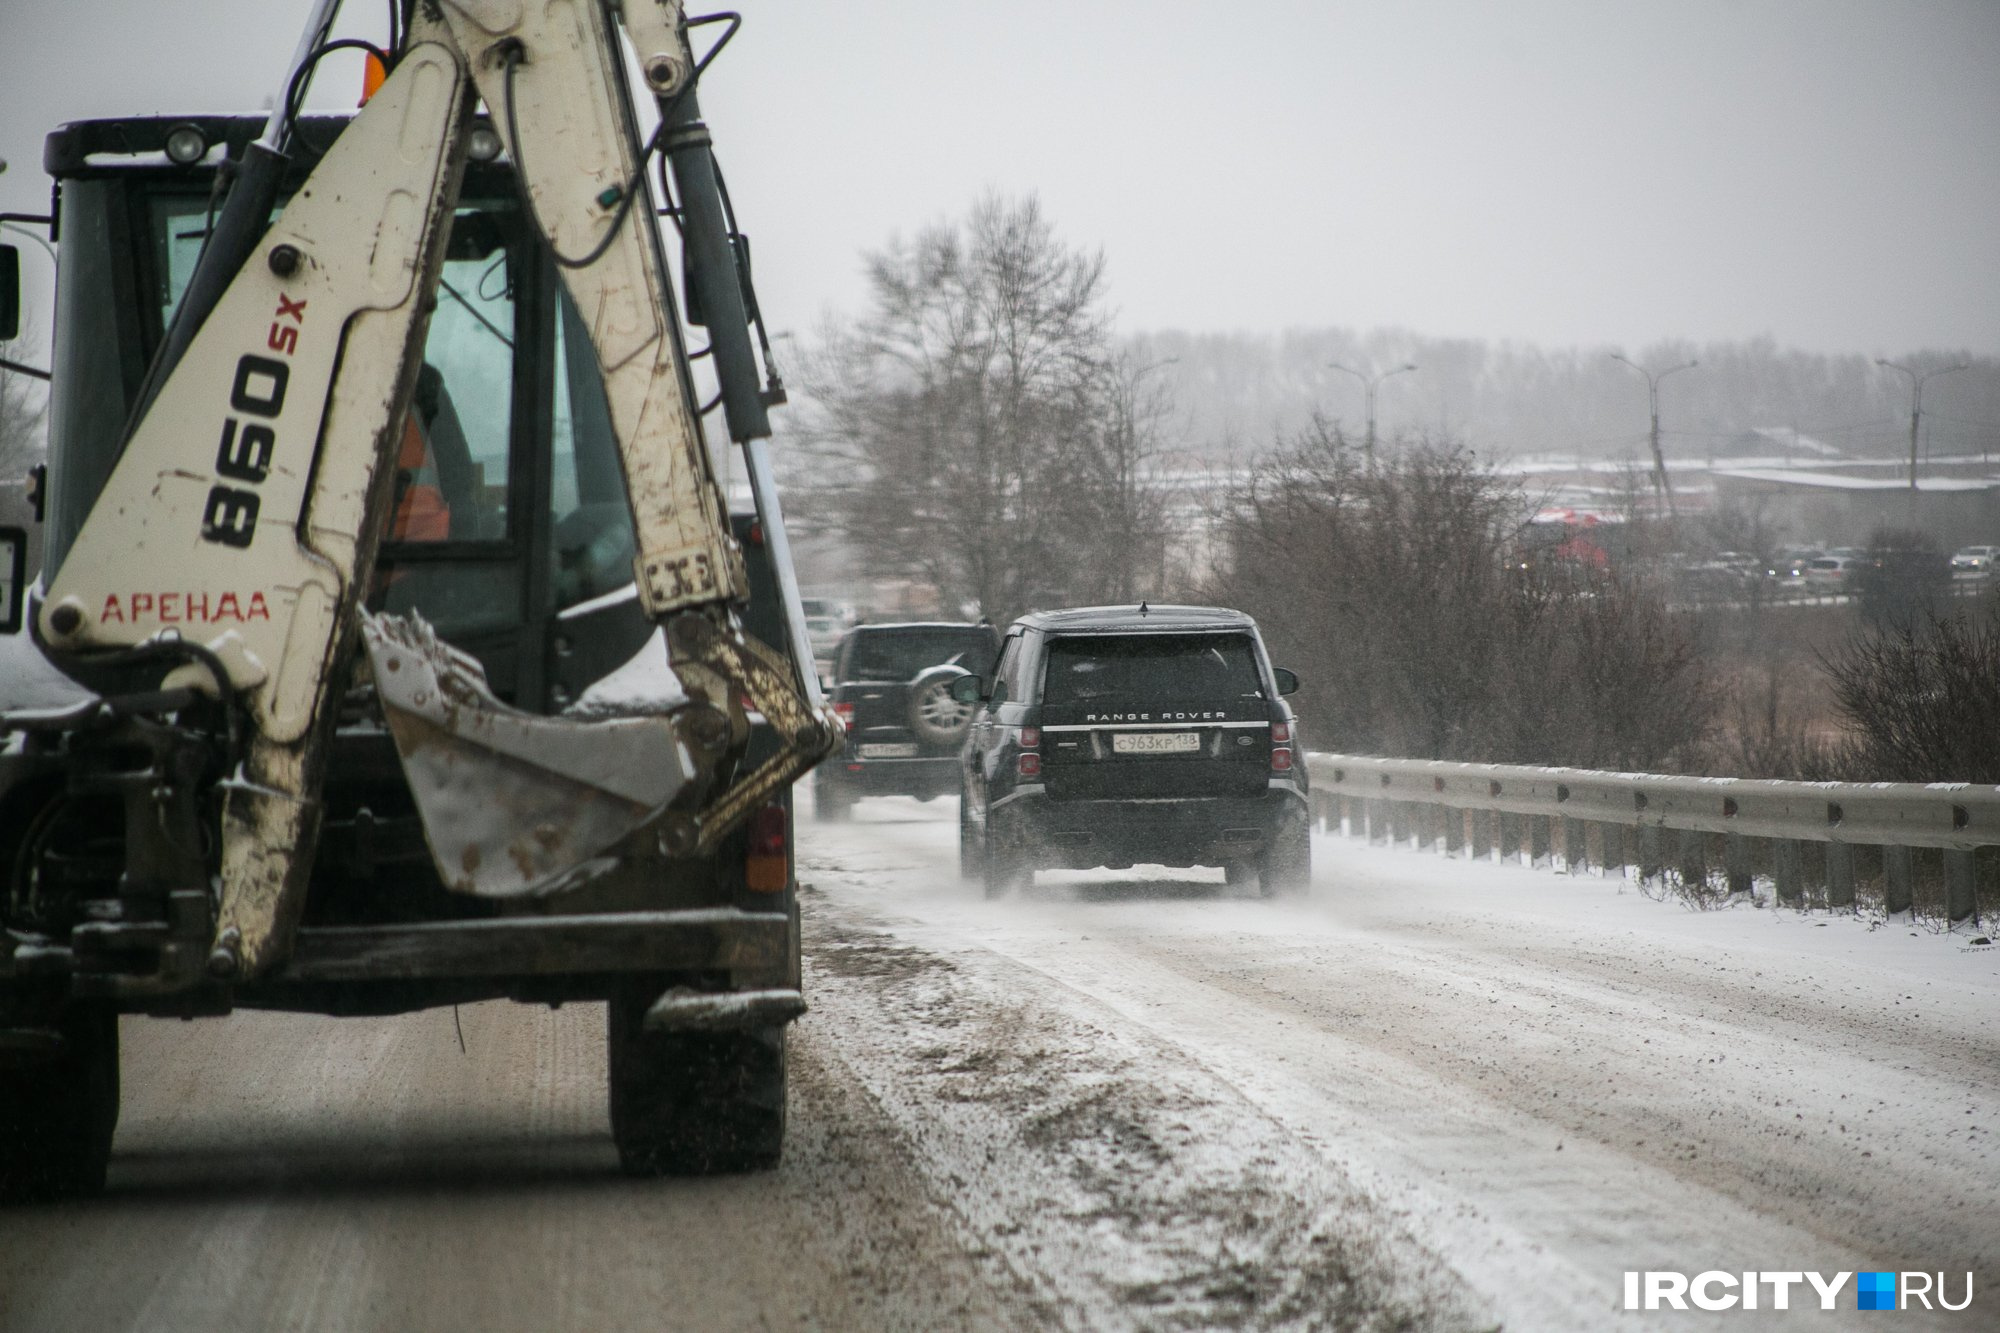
949,674 -> 984,705
0,246 -> 19,342
1273,666 -> 1300,696
0,525 -> 25,634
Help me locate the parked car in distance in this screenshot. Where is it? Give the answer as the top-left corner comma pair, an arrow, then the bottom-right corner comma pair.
956,604 -> 1310,899
815,620 -> 1001,819
1951,545 -> 1999,578
1804,555 -> 1860,589
1766,548 -> 1821,586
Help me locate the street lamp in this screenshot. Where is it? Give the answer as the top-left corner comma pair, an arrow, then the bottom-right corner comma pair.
1875,358 -> 1970,493
1326,361 -> 1417,466
1610,353 -> 1697,519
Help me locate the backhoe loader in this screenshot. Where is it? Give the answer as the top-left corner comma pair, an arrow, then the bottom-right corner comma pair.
0,0 -> 839,1195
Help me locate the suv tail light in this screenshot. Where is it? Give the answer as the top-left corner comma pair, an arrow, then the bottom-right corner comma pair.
1271,720 -> 1291,745
831,701 -> 855,729
1270,747 -> 1294,772
1018,752 -> 1042,777
745,802 -> 789,893
1019,725 -> 1041,748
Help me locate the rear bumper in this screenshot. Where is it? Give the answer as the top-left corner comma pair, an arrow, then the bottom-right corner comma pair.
2,907 -> 796,1015
999,786 -> 1308,869
275,908 -> 791,983
820,755 -> 959,799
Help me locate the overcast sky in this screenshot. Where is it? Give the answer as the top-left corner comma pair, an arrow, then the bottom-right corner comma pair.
3,0 -> 1997,358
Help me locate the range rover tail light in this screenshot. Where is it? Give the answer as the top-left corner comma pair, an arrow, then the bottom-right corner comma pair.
832,701 -> 855,728
1270,747 -> 1294,772
1018,752 -> 1042,777
1271,720 -> 1291,744
1020,725 -> 1041,748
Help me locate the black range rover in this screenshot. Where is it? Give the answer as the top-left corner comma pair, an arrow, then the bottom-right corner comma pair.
814,621 -> 1001,819
954,605 -> 1309,897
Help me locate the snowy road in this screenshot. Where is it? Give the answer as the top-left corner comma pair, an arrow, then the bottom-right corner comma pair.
798,793 -> 1999,1330
0,789 -> 1992,1330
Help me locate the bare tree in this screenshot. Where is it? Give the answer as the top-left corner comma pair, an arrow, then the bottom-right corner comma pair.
801,195 -> 1163,622
1207,430 -> 1712,771
0,360 -> 43,479
1823,606 -> 2000,783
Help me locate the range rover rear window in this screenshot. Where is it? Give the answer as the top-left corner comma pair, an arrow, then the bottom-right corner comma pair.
1042,633 -> 1263,706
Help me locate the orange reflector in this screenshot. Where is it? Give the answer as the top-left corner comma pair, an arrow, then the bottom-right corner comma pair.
745,803 -> 788,892
361,53 -> 388,105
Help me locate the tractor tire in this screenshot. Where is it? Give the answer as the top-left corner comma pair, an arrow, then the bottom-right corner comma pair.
0,1006 -> 120,1203
607,986 -> 786,1176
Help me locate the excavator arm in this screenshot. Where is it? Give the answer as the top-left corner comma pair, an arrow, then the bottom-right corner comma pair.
32,0 -> 838,979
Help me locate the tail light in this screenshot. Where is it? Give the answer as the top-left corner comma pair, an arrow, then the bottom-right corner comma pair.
745,801 -> 789,893
1270,747 -> 1294,772
1018,752 -> 1042,777
832,701 -> 855,729
1020,725 -> 1041,748
1271,721 -> 1291,745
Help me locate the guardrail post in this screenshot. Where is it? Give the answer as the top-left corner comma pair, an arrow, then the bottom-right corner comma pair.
1598,823 -> 1625,878
1944,849 -> 1978,923
1724,833 -> 1753,896
1367,798 -> 1388,845
1561,816 -> 1586,874
1498,813 -> 1523,864
1443,806 -> 1466,857
1413,803 -> 1435,852
1773,839 -> 1804,905
1338,795 -> 1354,838
1676,829 -> 1706,892
1390,801 -> 1412,847
1885,845 -> 1914,915
1469,810 -> 1492,861
1825,843 -> 1856,909
1529,816 -> 1552,869
1637,824 -> 1662,882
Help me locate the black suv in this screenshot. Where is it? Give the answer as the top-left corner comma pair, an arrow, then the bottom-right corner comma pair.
955,605 -> 1309,897
815,621 -> 1001,819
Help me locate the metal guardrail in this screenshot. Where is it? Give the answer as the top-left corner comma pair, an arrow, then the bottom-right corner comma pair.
1304,753 -> 1996,923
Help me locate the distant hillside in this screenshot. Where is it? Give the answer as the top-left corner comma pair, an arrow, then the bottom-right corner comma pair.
1126,328 -> 2000,467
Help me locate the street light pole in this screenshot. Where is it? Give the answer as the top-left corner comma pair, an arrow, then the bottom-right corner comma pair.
1610,353 -> 1697,520
1327,362 -> 1418,467
1876,359 -> 1970,497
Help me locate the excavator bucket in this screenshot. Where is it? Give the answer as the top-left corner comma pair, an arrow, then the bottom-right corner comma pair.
362,612 -> 698,897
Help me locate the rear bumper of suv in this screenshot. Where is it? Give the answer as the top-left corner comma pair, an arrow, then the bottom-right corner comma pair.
994,784 -> 1307,870
820,755 -> 960,800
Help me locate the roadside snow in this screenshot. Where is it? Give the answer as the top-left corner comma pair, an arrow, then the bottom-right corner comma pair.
799,793 -> 1997,1330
